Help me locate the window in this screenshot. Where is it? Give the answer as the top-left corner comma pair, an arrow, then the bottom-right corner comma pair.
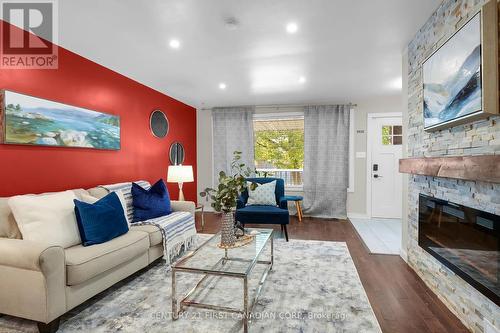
253,109 -> 355,191
253,113 -> 304,188
382,125 -> 402,145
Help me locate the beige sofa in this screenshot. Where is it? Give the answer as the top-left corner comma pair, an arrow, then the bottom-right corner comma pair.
0,186 -> 195,333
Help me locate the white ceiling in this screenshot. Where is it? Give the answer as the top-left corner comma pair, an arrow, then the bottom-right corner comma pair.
58,0 -> 440,108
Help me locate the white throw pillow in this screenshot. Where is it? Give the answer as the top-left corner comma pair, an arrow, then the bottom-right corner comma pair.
247,181 -> 277,206
8,190 -> 81,248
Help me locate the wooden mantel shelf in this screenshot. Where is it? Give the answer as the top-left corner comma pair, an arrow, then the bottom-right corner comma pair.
399,155 -> 500,184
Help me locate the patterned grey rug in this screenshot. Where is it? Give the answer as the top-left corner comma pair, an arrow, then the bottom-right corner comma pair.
0,235 -> 381,333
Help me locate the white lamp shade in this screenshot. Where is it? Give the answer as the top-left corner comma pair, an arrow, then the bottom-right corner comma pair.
167,165 -> 194,183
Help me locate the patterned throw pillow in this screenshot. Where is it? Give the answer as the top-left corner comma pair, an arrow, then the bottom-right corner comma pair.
247,181 -> 277,206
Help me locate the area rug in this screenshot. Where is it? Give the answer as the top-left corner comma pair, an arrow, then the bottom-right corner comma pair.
0,235 -> 381,333
349,217 -> 401,255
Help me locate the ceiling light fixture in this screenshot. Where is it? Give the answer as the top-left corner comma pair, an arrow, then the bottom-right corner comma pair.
224,17 -> 239,30
169,39 -> 180,49
298,76 -> 306,83
219,83 -> 227,90
388,77 -> 402,91
286,22 -> 298,34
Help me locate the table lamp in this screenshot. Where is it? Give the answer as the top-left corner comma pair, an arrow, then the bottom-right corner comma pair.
167,165 -> 194,201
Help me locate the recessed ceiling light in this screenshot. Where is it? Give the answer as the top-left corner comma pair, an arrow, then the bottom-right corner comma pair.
298,76 -> 306,83
388,77 -> 402,90
169,39 -> 180,49
219,83 -> 227,90
286,22 -> 298,34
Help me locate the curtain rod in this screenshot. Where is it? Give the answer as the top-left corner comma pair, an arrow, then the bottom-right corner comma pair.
199,102 -> 357,111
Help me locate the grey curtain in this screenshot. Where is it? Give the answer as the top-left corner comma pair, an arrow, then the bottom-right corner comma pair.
212,107 -> 255,185
302,105 -> 350,219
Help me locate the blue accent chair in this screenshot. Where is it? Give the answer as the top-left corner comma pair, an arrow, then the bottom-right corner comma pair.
236,177 -> 290,241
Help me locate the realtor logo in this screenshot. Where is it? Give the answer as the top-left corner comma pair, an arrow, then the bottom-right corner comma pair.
0,0 -> 58,69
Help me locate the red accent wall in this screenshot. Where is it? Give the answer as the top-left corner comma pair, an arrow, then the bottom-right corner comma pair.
0,21 -> 197,200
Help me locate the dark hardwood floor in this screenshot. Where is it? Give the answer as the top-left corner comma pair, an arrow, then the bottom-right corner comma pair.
195,212 -> 469,333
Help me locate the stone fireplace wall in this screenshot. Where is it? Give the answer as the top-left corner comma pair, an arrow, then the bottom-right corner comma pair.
407,0 -> 500,332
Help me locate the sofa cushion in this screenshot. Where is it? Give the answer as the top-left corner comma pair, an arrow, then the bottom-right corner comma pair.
131,180 -> 171,222
131,224 -> 162,246
0,198 -> 21,239
72,189 -> 93,201
236,205 -> 290,225
8,190 -> 82,248
65,230 -> 149,286
0,189 -> 89,240
81,191 -> 130,227
74,192 -> 129,247
87,187 -> 109,199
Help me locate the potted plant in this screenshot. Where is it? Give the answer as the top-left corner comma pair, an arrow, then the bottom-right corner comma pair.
200,151 -> 256,247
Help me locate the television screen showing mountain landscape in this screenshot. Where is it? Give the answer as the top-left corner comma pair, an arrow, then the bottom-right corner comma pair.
423,13 -> 482,129
3,91 -> 120,150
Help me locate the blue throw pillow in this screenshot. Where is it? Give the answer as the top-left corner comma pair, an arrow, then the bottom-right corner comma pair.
74,192 -> 129,246
131,179 -> 171,222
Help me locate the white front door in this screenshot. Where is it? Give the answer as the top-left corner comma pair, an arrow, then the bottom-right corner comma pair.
368,116 -> 403,218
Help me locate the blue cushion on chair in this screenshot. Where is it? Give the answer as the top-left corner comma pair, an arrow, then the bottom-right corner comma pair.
131,179 -> 171,222
74,192 -> 129,246
236,205 -> 290,225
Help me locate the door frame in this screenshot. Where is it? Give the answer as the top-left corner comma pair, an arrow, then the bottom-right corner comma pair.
366,112 -> 403,218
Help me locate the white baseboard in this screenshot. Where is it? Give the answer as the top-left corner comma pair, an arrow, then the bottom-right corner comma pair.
347,213 -> 369,219
202,209 -> 372,219
400,248 -> 408,262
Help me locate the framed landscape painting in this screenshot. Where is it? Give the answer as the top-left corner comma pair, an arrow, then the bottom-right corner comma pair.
423,1 -> 498,131
0,90 -> 120,150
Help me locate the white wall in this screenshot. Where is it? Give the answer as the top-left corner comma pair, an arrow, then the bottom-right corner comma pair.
197,96 -> 403,215
346,94 -> 403,216
400,48 -> 409,261
196,108 -> 213,207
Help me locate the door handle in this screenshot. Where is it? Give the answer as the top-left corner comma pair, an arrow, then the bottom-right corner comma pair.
373,174 -> 383,178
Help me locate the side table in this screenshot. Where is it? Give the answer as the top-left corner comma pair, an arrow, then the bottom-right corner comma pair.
195,204 -> 205,231
282,195 -> 304,222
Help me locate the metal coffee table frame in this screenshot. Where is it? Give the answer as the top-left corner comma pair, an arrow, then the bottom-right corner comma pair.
172,229 -> 274,333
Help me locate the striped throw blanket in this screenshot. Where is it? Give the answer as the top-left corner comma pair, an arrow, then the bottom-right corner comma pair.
100,181 -> 197,264
101,180 -> 150,223
133,212 -> 196,263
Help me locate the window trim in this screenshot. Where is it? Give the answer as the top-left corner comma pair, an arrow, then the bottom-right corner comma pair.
348,108 -> 355,193
253,111 -> 304,121
253,110 -> 354,192
253,112 -> 304,190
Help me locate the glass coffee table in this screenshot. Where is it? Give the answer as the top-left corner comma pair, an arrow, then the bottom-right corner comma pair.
172,228 -> 274,333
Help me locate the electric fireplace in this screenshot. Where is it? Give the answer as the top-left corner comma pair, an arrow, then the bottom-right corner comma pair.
418,194 -> 499,306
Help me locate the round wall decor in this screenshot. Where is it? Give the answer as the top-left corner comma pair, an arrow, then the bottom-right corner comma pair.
150,110 -> 169,138
169,142 -> 185,165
